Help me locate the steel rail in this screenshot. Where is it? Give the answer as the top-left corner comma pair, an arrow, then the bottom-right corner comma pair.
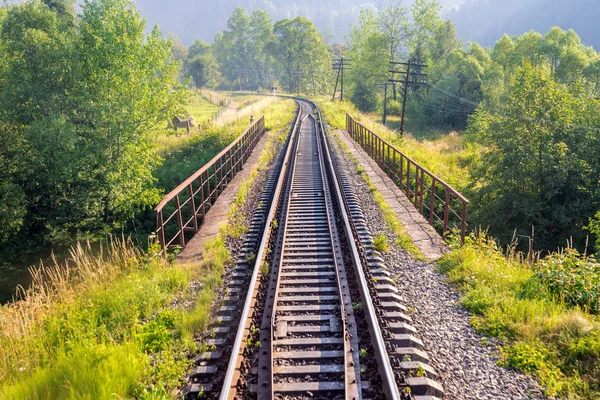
218,97 -> 403,399
316,105 -> 402,400
313,112 -> 360,398
218,103 -> 302,400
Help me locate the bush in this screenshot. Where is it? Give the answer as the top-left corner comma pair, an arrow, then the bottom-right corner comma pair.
439,233 -> 600,398
386,99 -> 403,116
534,249 -> 600,314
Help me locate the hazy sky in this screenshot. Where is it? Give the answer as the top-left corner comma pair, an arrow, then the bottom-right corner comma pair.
8,0 -> 598,50
131,0 -> 597,50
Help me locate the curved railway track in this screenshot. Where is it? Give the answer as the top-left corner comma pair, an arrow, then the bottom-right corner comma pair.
183,99 -> 443,400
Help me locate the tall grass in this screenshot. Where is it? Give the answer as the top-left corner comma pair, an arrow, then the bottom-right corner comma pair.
0,235 -> 234,399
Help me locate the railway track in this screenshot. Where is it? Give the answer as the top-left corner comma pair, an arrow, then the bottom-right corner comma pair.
183,99 -> 443,400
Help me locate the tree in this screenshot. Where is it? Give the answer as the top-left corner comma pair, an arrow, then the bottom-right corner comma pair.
270,17 -> 330,94
213,8 -> 276,90
469,63 -> 598,250
346,9 -> 388,111
212,8 -> 251,89
0,0 -> 185,247
424,45 -> 486,128
188,39 -> 211,59
42,0 -> 75,18
168,33 -> 188,61
409,0 -> 442,66
187,54 -> 220,89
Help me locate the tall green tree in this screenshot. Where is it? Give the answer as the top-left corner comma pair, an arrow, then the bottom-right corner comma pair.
0,0 -> 184,247
269,16 -> 330,94
188,39 -> 211,59
346,9 -> 388,111
469,63 -> 599,249
409,0 -> 442,66
188,54 -> 221,89
213,8 -> 275,90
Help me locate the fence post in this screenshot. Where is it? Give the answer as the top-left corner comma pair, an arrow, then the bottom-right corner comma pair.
429,180 -> 436,225
443,190 -> 450,239
199,173 -> 206,218
189,183 -> 198,233
461,200 -> 467,245
175,195 -> 185,247
419,171 -> 425,213
406,161 -> 411,198
158,210 -> 166,255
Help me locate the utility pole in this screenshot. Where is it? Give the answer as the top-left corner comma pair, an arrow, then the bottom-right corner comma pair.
389,61 -> 428,136
378,82 -> 389,126
332,57 -> 352,101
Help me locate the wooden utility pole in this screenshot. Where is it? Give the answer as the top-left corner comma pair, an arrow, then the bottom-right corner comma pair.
378,83 -> 389,126
332,57 -> 352,101
389,61 -> 428,136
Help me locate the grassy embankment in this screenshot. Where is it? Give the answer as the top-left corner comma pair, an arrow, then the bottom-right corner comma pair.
318,98 -> 600,398
441,236 -> 599,398
0,98 -> 297,399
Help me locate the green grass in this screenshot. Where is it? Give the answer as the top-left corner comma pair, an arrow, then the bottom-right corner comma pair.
439,233 -> 600,399
154,97 -> 295,193
0,236 -> 230,399
185,91 -> 221,123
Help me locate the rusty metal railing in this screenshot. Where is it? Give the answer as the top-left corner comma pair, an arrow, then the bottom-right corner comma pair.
346,114 -> 469,244
155,116 -> 265,255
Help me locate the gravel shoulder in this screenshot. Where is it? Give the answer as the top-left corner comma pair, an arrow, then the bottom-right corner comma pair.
329,129 -> 544,400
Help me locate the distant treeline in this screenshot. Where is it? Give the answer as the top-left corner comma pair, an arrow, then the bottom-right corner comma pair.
450,0 -> 599,51
172,8 -> 332,94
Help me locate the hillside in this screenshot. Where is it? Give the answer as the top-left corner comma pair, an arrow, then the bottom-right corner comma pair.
450,0 -> 599,50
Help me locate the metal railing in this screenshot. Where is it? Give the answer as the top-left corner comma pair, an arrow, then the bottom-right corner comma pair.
212,99 -> 232,122
155,116 -> 265,255
346,114 -> 469,244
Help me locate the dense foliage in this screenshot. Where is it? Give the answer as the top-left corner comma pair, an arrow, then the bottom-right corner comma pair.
0,0 -> 185,251
173,7 -> 332,94
440,234 -> 600,398
342,0 -> 600,252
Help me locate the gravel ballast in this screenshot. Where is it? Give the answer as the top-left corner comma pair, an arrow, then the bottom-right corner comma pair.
329,131 -> 544,400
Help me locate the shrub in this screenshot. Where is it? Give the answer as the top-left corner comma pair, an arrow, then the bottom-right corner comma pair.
533,249 -> 600,314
